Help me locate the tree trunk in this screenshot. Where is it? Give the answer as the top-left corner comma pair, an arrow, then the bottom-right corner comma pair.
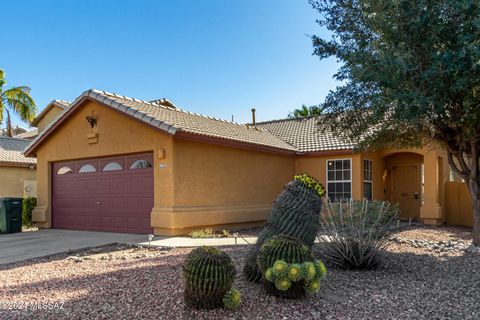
468,179 -> 480,246
5,109 -> 13,137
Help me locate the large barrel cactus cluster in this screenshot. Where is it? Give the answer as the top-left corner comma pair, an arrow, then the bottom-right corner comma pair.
257,235 -> 326,298
183,246 -> 240,310
244,174 -> 325,282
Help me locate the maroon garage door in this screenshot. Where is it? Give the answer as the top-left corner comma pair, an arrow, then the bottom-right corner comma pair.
52,153 -> 154,234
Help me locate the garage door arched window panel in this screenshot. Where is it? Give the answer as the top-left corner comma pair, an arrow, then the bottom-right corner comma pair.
129,159 -> 152,170
57,166 -> 73,175
78,164 -> 97,173
102,162 -> 123,172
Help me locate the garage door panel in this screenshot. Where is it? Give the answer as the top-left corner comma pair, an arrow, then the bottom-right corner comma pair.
52,153 -> 154,234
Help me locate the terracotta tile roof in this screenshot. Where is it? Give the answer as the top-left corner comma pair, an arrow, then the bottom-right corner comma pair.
26,89 -> 297,154
25,89 -> 355,156
256,116 -> 356,152
0,137 -> 37,166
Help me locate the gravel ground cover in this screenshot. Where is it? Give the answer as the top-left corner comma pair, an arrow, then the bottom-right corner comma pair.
1,226 -> 479,320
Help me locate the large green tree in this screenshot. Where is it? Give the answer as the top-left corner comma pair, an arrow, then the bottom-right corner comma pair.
310,0 -> 480,245
288,104 -> 323,118
0,70 -> 36,136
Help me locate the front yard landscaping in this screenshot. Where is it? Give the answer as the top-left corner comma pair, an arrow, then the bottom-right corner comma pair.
1,226 -> 478,320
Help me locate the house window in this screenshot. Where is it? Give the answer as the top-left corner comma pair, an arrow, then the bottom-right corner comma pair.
129,160 -> 152,169
103,162 -> 123,171
78,164 -> 96,173
326,159 -> 352,201
363,159 -> 373,201
57,166 -> 73,175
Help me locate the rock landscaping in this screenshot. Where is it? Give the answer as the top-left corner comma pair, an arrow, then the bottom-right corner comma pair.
0,226 -> 479,320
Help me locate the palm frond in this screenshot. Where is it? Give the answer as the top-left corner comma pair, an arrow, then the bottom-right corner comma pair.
1,86 -> 37,123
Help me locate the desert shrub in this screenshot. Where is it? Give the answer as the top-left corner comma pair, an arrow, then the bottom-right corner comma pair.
188,228 -> 214,238
183,246 -> 239,310
244,174 -> 324,282
257,235 -> 326,299
22,197 -> 37,227
317,199 -> 399,269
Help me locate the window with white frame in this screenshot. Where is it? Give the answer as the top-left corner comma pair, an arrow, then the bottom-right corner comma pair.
363,159 -> 373,200
326,159 -> 352,201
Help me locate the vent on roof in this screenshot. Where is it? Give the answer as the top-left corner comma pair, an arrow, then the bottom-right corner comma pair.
149,98 -> 177,109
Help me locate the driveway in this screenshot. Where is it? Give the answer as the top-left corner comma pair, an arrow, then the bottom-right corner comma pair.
0,229 -> 149,265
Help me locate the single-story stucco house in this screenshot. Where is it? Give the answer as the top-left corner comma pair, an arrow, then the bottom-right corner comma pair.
0,137 -> 37,198
24,89 -> 455,235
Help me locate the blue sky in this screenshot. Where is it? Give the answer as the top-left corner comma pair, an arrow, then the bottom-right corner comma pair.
1,0 -> 339,128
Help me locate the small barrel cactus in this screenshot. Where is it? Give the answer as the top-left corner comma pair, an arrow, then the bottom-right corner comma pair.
257,235 -> 326,299
244,174 -> 324,282
223,289 -> 241,310
183,246 -> 236,309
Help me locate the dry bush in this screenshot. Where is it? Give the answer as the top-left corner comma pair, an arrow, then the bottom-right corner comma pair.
316,199 -> 399,269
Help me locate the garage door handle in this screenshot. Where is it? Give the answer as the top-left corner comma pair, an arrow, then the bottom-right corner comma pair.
96,201 -> 101,206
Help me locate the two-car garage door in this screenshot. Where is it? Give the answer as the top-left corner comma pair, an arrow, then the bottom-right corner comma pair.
52,153 -> 154,234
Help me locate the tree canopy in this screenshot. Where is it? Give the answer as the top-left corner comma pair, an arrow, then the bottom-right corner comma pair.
288,104 -> 323,118
310,0 -> 480,244
0,70 -> 36,137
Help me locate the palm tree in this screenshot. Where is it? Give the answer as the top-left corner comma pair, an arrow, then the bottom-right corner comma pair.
288,104 -> 323,119
0,69 -> 36,137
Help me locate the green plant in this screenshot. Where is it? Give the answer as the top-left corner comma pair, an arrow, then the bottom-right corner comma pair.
0,70 -> 37,137
188,228 -> 214,238
222,289 -> 241,310
257,235 -> 325,299
244,175 -> 324,282
317,199 -> 399,269
183,246 -> 236,309
294,173 -> 325,197
22,197 -> 37,227
222,229 -> 231,237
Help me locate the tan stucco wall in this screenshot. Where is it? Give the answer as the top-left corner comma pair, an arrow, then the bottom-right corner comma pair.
37,105 -> 65,133
32,100 -> 175,231
151,139 -> 295,235
0,166 -> 36,198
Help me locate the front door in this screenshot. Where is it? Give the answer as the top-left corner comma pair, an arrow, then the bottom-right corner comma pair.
391,164 -> 421,219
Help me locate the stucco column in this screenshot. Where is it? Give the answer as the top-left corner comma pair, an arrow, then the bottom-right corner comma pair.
420,150 -> 443,224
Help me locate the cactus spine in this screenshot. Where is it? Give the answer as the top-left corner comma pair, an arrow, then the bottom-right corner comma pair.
244,175 -> 324,282
183,246 -> 236,309
257,235 -> 321,299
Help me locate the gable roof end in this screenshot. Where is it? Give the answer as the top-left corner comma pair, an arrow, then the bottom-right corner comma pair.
31,100 -> 71,126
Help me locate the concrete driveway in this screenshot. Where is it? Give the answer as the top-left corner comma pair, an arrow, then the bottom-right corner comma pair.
0,229 -> 149,265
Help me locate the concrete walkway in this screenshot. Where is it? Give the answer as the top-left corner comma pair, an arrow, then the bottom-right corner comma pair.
0,229 -> 257,265
144,236 -> 257,248
0,229 -> 147,265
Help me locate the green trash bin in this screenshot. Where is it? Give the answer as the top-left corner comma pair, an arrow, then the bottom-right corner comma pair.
0,198 -> 23,234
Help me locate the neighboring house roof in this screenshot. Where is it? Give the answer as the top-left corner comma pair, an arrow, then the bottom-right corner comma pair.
15,129 -> 38,140
0,137 -> 37,167
25,89 -> 298,156
256,116 -> 356,153
31,100 -> 71,126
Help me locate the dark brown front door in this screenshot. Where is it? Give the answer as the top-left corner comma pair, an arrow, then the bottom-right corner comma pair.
391,164 -> 421,219
52,153 -> 154,234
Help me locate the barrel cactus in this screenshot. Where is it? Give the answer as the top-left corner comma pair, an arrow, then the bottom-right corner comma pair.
183,246 -> 236,309
257,235 -> 326,299
244,174 -> 324,282
223,289 -> 241,310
